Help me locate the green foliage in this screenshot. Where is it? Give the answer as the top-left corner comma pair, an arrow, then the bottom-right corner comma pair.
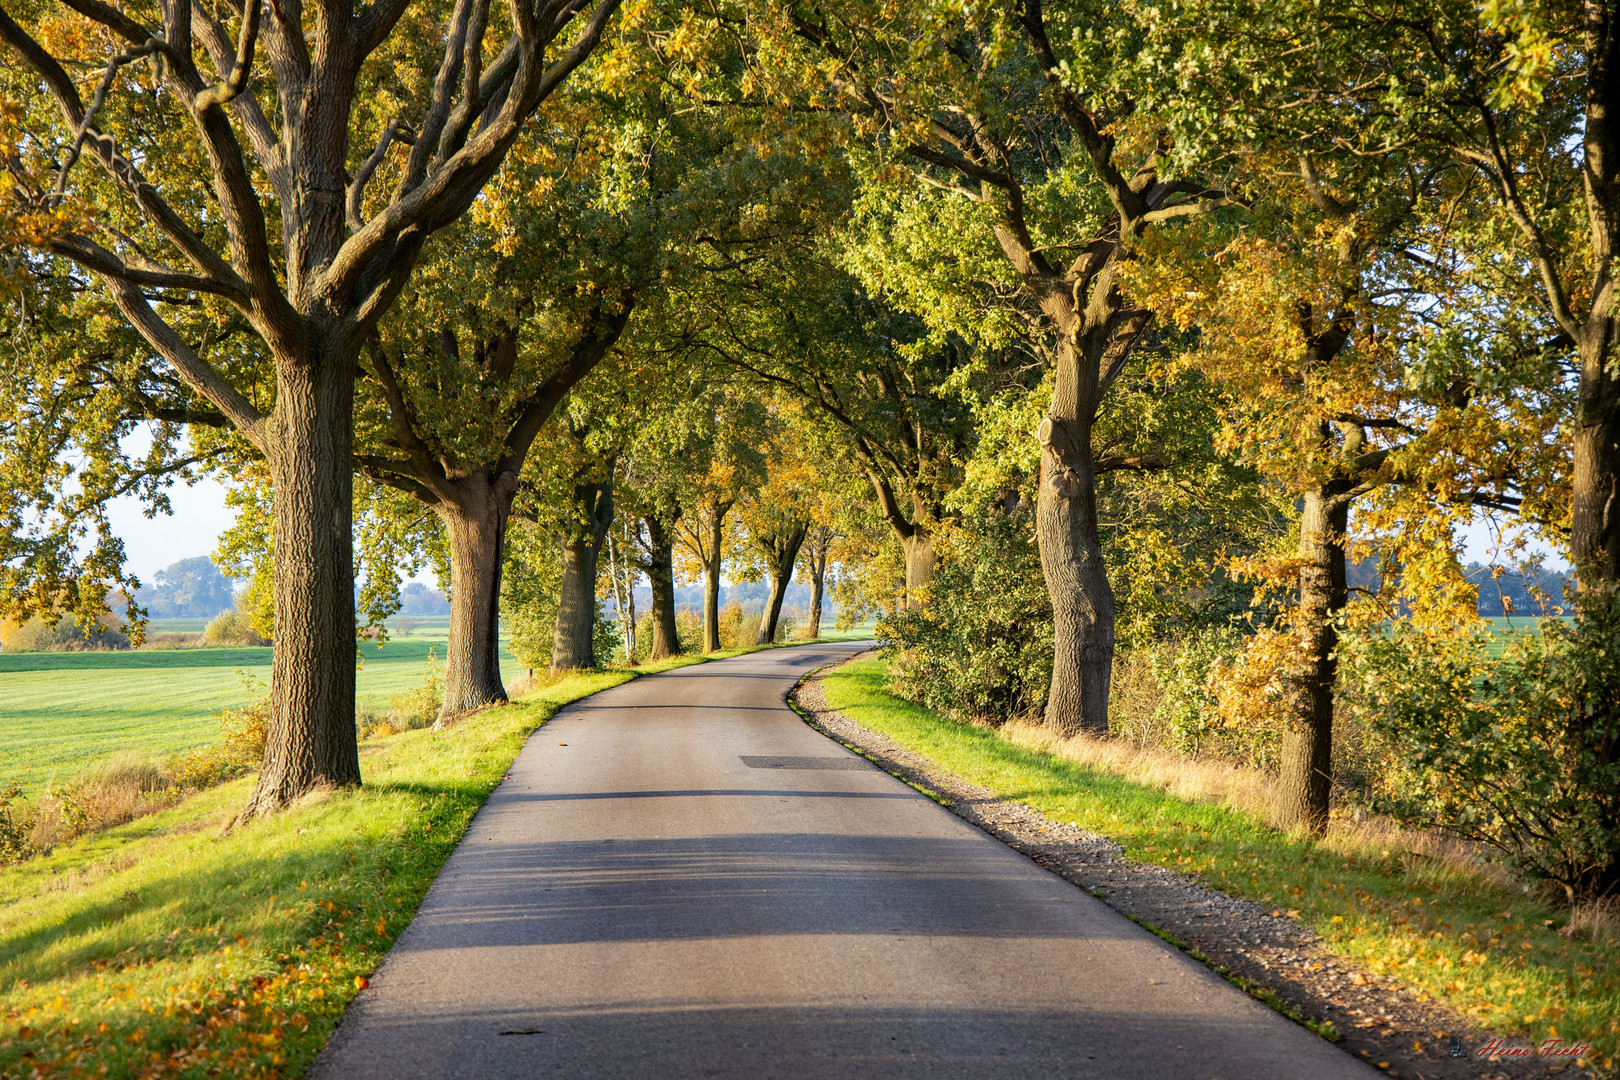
1350,593 -> 1620,901
501,522 -> 563,674
354,482 -> 447,639
0,786 -> 37,866
881,510 -> 1052,723
213,474 -> 275,640
1147,626 -> 1246,757
592,603 -> 624,667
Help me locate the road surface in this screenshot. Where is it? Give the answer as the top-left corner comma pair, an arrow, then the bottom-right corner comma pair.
311,641 -> 1373,1079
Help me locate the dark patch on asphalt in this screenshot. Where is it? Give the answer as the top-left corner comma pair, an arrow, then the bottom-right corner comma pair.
740,755 -> 872,771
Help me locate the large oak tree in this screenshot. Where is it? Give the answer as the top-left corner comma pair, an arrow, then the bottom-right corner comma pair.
0,0 -> 621,815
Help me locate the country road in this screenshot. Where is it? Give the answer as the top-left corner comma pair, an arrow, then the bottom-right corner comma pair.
311,642 -> 1375,1079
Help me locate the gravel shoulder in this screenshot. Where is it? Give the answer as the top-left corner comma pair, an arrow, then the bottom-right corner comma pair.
793,662 -> 1592,1080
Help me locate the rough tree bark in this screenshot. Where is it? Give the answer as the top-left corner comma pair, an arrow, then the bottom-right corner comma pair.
552,476 -> 614,673
1572,339 -> 1620,587
642,513 -> 683,660
755,523 -> 809,644
431,470 -> 517,722
243,354 -> 362,814
1275,485 -> 1351,833
1032,336 -> 1120,737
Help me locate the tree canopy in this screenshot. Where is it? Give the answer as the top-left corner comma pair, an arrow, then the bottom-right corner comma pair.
0,0 -> 1598,863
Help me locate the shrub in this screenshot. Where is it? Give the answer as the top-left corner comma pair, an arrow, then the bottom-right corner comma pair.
219,687 -> 270,763
387,648 -> 444,729
716,601 -> 750,649
168,673 -> 270,788
675,609 -> 704,650
1147,626 -> 1245,756
165,745 -> 246,791
0,786 -> 38,865
1109,628 -> 1297,773
1348,592 -> 1620,903
593,606 -> 625,667
204,609 -> 270,647
0,613 -> 130,652
1107,646 -> 1170,749
881,511 -> 1052,725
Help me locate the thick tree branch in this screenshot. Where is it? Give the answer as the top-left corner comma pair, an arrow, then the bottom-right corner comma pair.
189,0 -> 285,196
500,293 -> 637,472
324,0 -> 622,307
49,234 -> 248,298
365,342 -> 456,503
193,0 -> 261,111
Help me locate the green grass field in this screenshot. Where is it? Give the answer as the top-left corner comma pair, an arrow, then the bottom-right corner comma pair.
0,633 -> 522,796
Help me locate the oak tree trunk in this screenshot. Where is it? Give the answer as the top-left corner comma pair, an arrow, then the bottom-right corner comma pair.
238,354 -> 361,819
1036,340 -> 1116,737
1275,486 -> 1350,835
1572,341 -> 1620,588
643,514 -> 682,660
902,529 -> 936,609
433,472 -> 515,723
806,554 -> 827,639
702,507 -> 725,653
756,527 -> 808,645
552,478 -> 614,674
868,478 -> 939,610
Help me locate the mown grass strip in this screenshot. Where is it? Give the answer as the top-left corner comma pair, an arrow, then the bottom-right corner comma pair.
0,637 -> 524,796
819,654 -> 1620,1073
0,641 -> 840,1079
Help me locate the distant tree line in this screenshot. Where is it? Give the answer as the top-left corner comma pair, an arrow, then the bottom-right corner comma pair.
135,558 -> 236,620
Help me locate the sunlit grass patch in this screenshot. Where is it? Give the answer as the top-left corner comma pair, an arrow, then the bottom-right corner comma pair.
0,638 -> 526,797
820,654 -> 1620,1073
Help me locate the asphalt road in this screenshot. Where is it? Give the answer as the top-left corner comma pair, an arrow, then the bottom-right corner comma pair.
311,641 -> 1375,1079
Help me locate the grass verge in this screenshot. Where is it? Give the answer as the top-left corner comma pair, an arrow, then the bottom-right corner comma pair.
0,640 -> 843,1080
0,638 -> 525,797
819,653 -> 1620,1073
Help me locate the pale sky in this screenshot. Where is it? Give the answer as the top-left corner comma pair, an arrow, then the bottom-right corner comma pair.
103,464 -> 437,588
